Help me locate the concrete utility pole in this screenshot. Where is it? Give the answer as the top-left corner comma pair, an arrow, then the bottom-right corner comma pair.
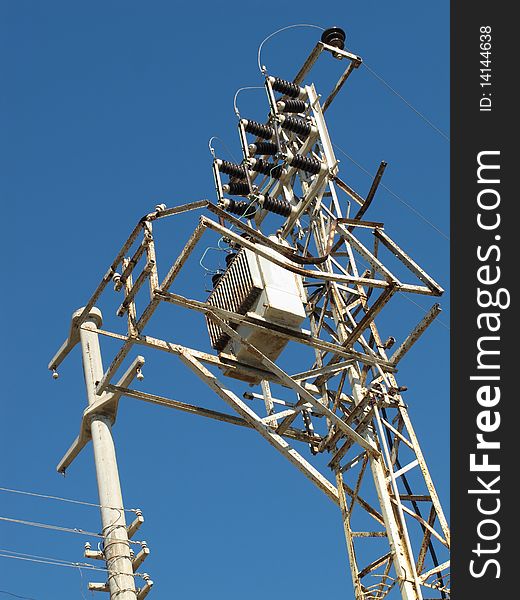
78,308 -> 136,599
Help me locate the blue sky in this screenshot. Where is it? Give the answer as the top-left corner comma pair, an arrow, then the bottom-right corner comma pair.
0,2 -> 449,598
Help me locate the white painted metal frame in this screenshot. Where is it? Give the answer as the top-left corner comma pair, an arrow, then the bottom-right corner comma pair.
49,40 -> 450,600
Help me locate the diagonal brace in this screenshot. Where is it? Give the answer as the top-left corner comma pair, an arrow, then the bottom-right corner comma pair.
56,356 -> 145,474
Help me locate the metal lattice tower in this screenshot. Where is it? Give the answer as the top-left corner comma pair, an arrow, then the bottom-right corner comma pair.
50,27 -> 450,600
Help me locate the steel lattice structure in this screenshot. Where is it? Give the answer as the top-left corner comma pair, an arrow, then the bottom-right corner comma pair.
50,28 -> 450,600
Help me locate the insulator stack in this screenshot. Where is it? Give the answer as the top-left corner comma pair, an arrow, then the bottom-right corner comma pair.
289,154 -> 322,175
242,119 -> 274,140
321,26 -> 346,50
225,252 -> 237,266
278,99 -> 307,113
270,77 -> 302,98
281,116 -> 312,137
217,159 -> 247,179
251,159 -> 283,179
212,273 -> 223,287
223,181 -> 251,196
224,199 -> 257,217
261,195 -> 292,217
249,141 -> 278,156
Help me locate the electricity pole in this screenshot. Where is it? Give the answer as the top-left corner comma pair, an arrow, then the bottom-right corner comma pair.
50,308 -> 151,598
79,309 -> 136,599
50,27 -> 449,599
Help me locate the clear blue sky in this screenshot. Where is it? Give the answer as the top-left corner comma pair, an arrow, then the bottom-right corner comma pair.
0,2 -> 449,599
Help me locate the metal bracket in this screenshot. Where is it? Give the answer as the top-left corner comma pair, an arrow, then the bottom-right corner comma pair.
56,356 -> 145,474
48,307 -> 103,372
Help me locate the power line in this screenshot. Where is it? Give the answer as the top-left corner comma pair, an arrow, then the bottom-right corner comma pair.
0,551 -> 105,573
208,136 -> 238,163
0,549 -> 146,578
362,61 -> 449,142
233,86 -> 264,119
78,562 -> 88,600
399,293 -> 450,331
257,24 -> 324,74
1,548 -> 81,565
0,515 -> 142,546
0,486 -> 137,513
333,143 -> 449,241
0,591 -> 37,600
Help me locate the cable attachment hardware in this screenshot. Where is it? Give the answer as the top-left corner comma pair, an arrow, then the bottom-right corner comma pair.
388,385 -> 408,395
268,76 -> 305,99
87,582 -> 109,593
280,115 -> 313,137
132,540 -> 151,571
137,573 -> 154,600
321,27 -> 346,50
127,509 -> 145,539
248,141 -> 278,156
52,368 -> 59,380
221,198 -> 257,218
84,541 -> 104,560
211,272 -> 223,287
215,159 -> 247,179
288,153 -> 323,175
259,195 -> 292,217
222,181 -> 251,196
277,99 -> 307,113
112,272 -> 123,292
241,119 -> 274,140
382,336 -> 396,350
250,158 -> 283,179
